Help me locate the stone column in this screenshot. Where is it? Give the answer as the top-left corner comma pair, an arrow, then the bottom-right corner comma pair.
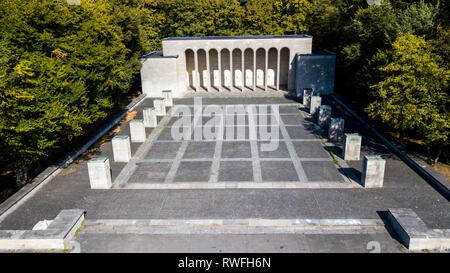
241,50 -> 245,91
276,49 -> 280,91
328,118 -> 344,142
206,50 -> 210,91
218,49 -> 222,92
153,97 -> 166,116
143,107 -> 157,128
318,105 -> 332,128
302,88 -> 313,107
253,50 -> 256,91
162,90 -> 173,107
362,155 -> 385,188
343,134 -> 362,161
193,50 -> 199,91
264,49 -> 268,91
310,96 -> 322,116
87,156 -> 112,189
111,135 -> 131,162
129,119 -> 146,143
230,49 -> 233,91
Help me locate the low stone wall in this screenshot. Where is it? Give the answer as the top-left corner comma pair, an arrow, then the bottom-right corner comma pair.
388,208 -> 450,251
0,209 -> 85,250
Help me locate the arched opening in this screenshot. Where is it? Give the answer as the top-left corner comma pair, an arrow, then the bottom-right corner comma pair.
197,49 -> 207,90
185,49 -> 195,89
220,49 -> 231,90
244,48 -> 254,90
280,47 -> 290,90
256,48 -> 265,89
208,49 -> 219,91
232,49 -> 243,91
268,48 -> 278,90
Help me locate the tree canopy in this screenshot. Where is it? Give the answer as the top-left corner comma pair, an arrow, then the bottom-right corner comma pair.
366,34 -> 449,164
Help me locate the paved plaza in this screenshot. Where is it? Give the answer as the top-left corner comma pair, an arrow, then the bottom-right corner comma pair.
0,96 -> 448,253
113,100 -> 356,189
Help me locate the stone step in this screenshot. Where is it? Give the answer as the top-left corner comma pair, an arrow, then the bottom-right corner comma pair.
81,218 -> 386,235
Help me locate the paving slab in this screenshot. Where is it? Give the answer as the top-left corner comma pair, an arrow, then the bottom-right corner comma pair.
292,141 -> 331,159
258,141 -> 290,158
174,161 -> 213,182
221,141 -> 252,158
302,161 -> 345,182
285,126 -> 320,139
145,142 -> 182,159
260,161 -> 299,182
183,142 -> 216,159
219,161 -> 254,182
128,162 -> 171,183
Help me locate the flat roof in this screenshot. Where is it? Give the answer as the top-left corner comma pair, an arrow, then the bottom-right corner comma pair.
162,35 -> 312,41
139,51 -> 178,59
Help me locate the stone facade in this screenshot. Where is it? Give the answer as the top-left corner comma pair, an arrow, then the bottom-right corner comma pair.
140,35 -> 335,97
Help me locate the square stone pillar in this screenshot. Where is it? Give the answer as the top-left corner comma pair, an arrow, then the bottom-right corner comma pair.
129,119 -> 146,143
310,96 -> 322,116
318,105 -> 331,128
153,97 -> 166,116
111,135 -> 131,162
343,134 -> 362,161
302,88 -> 313,107
143,107 -> 157,128
87,157 -> 112,189
328,118 -> 344,142
362,155 -> 386,188
162,90 -> 173,107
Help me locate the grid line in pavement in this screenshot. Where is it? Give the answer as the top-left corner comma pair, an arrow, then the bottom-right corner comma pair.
112,104 -> 359,189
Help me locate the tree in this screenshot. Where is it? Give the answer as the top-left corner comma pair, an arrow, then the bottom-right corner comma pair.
159,0 -> 244,37
0,0 -> 143,185
395,1 -> 439,38
366,34 -> 449,165
243,0 -> 310,35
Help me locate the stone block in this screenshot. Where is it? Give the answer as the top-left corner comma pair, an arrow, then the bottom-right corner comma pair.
143,107 -> 157,128
0,209 -> 85,250
310,95 -> 321,116
111,135 -> 131,162
87,157 -> 112,189
129,119 -> 146,143
328,118 -> 344,142
362,155 -> 385,188
343,134 -> 362,161
153,97 -> 166,116
302,88 -> 313,107
318,105 -> 331,128
162,90 -> 173,107
388,208 -> 450,251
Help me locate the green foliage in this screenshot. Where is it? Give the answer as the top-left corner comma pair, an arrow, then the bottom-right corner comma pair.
0,0 -> 148,181
334,1 -> 442,98
157,0 -> 245,37
366,34 -> 449,155
243,0 -> 311,35
431,26 -> 450,68
395,1 -> 439,37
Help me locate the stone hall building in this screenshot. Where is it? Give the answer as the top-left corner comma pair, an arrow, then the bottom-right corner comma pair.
139,35 -> 336,98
